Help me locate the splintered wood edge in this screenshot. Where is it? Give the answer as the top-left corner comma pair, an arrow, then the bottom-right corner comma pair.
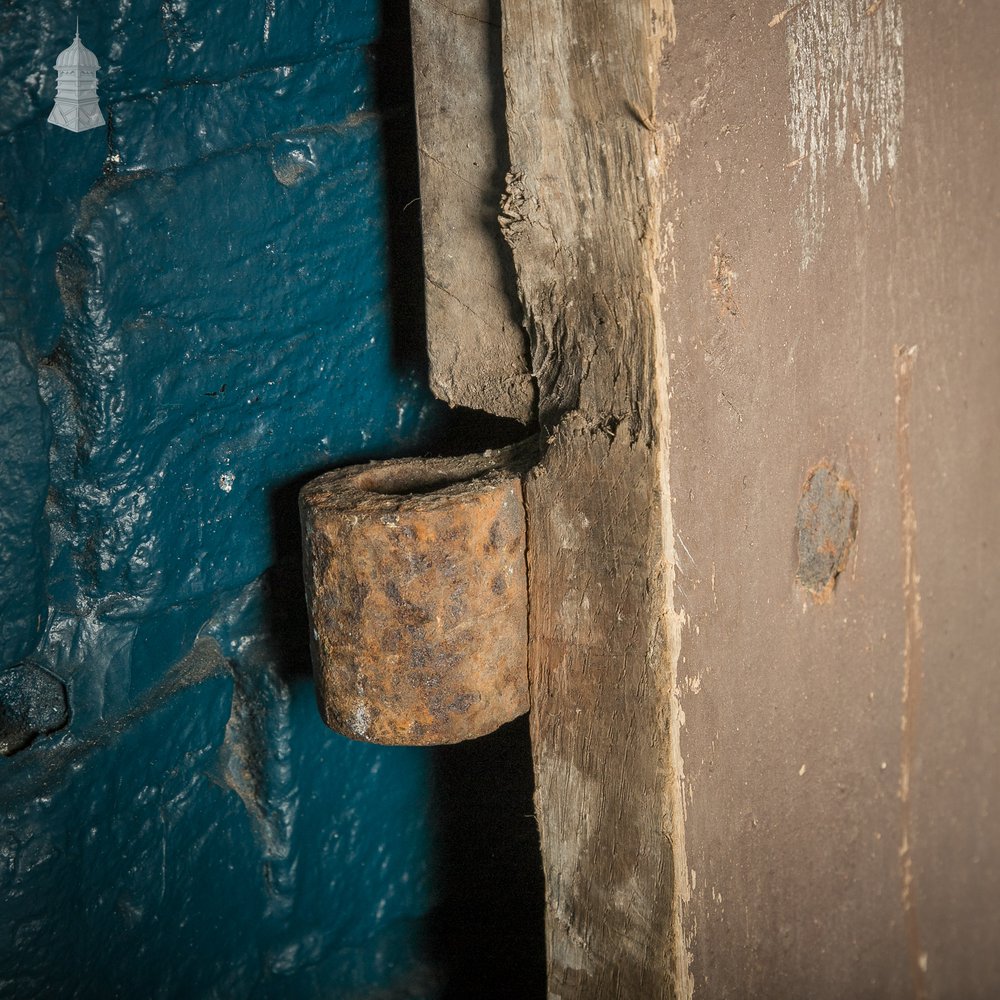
500,1 -> 688,996
409,0 -> 537,424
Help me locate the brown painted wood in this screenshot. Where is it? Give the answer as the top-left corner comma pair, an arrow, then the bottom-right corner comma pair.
659,1 -> 1000,997
409,0 -> 535,423
499,2 -> 686,996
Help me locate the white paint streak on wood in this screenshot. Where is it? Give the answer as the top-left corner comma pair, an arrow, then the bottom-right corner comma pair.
784,0 -> 904,268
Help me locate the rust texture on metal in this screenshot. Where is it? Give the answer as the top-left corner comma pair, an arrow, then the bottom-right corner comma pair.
299,445 -> 533,746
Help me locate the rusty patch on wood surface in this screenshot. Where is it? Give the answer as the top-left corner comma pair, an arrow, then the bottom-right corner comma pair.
299,442 -> 534,746
795,461 -> 858,602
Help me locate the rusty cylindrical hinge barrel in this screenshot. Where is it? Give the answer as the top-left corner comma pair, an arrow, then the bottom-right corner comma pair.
299,443 -> 534,746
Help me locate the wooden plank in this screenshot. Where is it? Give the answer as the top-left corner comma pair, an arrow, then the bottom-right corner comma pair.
409,0 -> 535,423
659,1 -> 1000,996
499,2 -> 686,995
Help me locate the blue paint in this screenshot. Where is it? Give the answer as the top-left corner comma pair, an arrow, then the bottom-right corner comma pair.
0,2 -> 451,995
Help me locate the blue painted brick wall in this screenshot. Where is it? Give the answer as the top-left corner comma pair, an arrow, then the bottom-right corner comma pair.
0,3 -> 453,995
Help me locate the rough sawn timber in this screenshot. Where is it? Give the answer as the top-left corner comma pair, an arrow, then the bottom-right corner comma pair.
409,0 -> 536,423
499,1 -> 685,996
658,2 -> 1000,996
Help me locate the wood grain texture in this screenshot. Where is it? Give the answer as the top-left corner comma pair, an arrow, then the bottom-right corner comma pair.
660,2 -> 1000,996
409,0 -> 535,422
499,2 -> 684,995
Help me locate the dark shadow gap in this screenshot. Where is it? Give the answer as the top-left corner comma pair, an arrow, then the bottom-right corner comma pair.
367,0 -> 425,378
424,714 -> 547,999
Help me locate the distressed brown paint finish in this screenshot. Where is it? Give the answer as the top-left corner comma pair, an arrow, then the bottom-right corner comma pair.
500,1 -> 683,995
661,1 -> 1000,996
409,0 -> 536,423
300,447 -> 531,746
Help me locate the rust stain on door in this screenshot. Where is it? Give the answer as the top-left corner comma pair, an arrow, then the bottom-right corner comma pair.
795,460 -> 859,603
